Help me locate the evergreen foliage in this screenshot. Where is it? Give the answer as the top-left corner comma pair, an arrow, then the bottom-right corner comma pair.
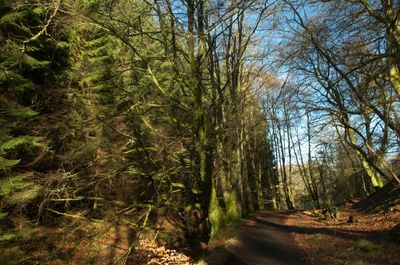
1,0 -> 396,264
0,1 -> 278,261
0,1 -> 70,258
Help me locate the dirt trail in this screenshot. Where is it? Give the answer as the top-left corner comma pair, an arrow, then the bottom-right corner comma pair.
225,211 -> 305,265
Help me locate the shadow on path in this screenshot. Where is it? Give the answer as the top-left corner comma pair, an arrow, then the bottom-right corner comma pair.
254,214 -> 369,240
226,211 -> 305,265
221,210 -> 388,265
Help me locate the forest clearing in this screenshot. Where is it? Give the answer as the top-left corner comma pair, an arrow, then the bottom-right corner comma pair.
1,0 -> 400,264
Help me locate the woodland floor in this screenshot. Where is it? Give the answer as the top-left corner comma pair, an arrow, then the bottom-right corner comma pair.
12,201 -> 398,264
206,203 -> 400,265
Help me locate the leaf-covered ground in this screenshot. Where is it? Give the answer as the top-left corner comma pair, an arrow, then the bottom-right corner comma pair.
288,203 -> 400,265
203,198 -> 400,265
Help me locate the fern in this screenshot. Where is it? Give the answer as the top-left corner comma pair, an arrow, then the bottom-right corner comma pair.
1,54 -> 24,68
0,173 -> 41,205
56,41 -> 71,49
0,233 -> 20,245
20,53 -> 50,69
0,226 -> 39,245
0,11 -> 25,28
0,100 -> 39,118
0,71 -> 24,84
0,175 -> 32,197
0,212 -> 8,221
30,6 -> 46,22
0,136 -> 44,154
6,185 -> 41,204
0,13 -> 31,37
7,106 -> 39,118
0,70 -> 36,97
0,157 -> 20,171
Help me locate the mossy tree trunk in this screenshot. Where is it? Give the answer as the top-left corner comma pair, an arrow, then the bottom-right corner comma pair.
187,0 -> 223,239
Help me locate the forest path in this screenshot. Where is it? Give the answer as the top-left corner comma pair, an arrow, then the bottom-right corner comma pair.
225,211 -> 305,265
